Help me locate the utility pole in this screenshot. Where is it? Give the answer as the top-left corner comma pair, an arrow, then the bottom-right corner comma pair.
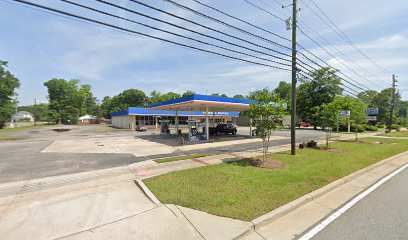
290,0 -> 297,155
387,74 -> 397,133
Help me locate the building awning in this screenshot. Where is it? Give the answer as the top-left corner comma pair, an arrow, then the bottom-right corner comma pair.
111,108 -> 240,117
148,94 -> 254,112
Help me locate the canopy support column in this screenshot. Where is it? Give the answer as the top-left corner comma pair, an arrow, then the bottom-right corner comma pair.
175,110 -> 179,133
205,106 -> 209,142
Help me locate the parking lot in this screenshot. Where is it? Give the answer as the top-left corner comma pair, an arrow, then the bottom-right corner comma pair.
0,125 -> 326,183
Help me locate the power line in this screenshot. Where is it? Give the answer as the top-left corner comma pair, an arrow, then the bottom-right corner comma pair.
297,62 -> 362,95
157,0 -> 292,53
297,27 -> 370,91
298,21 -> 388,88
11,0 -> 291,72
242,0 -> 389,92
190,0 -> 291,43
298,27 -> 378,90
242,0 -> 285,21
61,0 -> 292,67
305,0 -> 392,75
127,0 -> 292,58
239,0 -> 373,92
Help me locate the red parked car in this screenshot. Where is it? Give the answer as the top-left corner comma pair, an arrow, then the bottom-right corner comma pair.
297,122 -> 311,128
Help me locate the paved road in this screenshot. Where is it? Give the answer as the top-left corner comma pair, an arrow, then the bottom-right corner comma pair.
0,125 -> 326,183
311,167 -> 408,240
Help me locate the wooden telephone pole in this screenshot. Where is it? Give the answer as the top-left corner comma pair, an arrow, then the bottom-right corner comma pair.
387,74 -> 397,132
290,0 -> 298,155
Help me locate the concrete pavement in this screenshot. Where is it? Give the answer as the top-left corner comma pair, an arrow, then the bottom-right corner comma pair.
0,125 -> 326,183
0,126 -> 401,240
0,166 -> 251,240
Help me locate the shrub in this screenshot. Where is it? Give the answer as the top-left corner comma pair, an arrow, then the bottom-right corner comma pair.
364,124 -> 378,131
376,123 -> 386,128
351,123 -> 365,132
391,124 -> 401,130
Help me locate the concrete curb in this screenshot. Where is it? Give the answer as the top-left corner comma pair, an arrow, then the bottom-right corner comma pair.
134,179 -> 162,206
247,150 -> 408,233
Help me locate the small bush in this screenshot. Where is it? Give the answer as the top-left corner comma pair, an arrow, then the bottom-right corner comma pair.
391,124 -> 401,130
376,123 -> 386,128
351,123 -> 365,132
364,124 -> 378,131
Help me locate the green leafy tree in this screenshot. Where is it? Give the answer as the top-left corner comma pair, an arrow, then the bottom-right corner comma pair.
149,90 -> 163,104
161,92 -> 181,101
110,89 -> 148,112
44,79 -> 82,124
100,96 -> 112,119
233,94 -> 246,99
324,96 -> 367,140
247,88 -> 273,101
79,84 -> 98,116
182,90 -> 196,97
44,79 -> 99,124
273,81 -> 291,112
0,61 -> 20,128
318,103 -> 340,148
297,67 -> 343,128
357,90 -> 378,107
246,93 -> 286,162
371,88 -> 394,124
99,89 -> 148,119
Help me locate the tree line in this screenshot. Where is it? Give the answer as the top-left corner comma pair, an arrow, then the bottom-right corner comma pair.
1,58 -> 407,128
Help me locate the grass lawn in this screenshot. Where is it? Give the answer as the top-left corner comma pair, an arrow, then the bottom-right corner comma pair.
144,138 -> 408,221
0,124 -> 46,134
377,131 -> 408,137
0,135 -> 21,141
154,154 -> 209,163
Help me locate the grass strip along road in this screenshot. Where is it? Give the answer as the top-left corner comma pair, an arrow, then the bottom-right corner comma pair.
144,138 -> 408,221
154,154 -> 209,163
378,131 -> 408,137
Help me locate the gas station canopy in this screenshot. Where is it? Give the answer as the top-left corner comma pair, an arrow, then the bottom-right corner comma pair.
148,94 -> 255,142
148,94 -> 254,112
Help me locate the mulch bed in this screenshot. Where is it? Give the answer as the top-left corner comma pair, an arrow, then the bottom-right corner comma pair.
250,158 -> 285,169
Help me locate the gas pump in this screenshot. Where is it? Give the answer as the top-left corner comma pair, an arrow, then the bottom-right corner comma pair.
186,120 -> 206,141
159,120 -> 171,135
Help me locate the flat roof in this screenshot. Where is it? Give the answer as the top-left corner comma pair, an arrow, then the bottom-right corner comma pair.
148,94 -> 254,112
111,107 -> 239,117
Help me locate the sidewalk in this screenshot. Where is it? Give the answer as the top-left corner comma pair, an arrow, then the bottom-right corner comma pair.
0,131 -> 394,240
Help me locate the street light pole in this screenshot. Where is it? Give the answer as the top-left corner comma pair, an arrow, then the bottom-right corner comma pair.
290,0 -> 298,155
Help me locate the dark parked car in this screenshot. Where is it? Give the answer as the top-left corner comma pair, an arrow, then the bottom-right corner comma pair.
209,123 -> 237,135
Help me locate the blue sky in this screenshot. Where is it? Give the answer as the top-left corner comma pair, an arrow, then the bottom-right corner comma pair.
1,0 -> 408,105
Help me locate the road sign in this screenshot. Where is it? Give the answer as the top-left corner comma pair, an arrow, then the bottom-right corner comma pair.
339,110 -> 350,119
365,108 -> 379,116
366,116 -> 377,121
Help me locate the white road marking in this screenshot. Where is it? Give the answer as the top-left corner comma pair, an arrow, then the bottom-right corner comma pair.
299,162 -> 408,240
